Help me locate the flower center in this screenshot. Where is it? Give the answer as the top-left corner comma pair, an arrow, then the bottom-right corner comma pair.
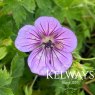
43,40 -> 54,48
42,36 -> 54,49
42,35 -> 63,50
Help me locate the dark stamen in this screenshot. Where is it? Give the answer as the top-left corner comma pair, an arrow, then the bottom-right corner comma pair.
43,40 -> 54,49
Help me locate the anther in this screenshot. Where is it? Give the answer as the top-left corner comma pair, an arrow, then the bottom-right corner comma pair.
43,40 -> 54,49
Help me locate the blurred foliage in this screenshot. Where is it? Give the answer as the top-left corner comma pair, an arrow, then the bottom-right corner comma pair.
0,0 -> 95,95
0,67 -> 13,95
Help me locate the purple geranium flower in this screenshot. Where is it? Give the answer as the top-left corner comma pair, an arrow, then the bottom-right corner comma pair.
15,16 -> 77,76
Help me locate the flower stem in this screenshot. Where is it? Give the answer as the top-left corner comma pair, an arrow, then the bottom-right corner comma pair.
31,75 -> 38,88
78,57 -> 95,61
85,78 -> 95,84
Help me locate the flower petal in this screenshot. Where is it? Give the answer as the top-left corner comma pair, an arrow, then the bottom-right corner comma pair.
51,49 -> 72,73
28,47 -> 72,75
34,16 -> 61,35
55,27 -> 77,52
15,25 -> 41,52
28,48 -> 52,76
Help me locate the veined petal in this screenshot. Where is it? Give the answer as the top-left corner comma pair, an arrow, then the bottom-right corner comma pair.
15,25 -> 41,52
51,49 -> 72,73
28,48 -> 52,76
55,27 -> 77,52
34,16 -> 61,35
28,47 -> 72,75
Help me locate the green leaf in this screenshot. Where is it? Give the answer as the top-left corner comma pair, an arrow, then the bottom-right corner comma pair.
12,5 -> 27,28
0,16 -> 14,39
0,67 -> 12,87
0,87 -> 14,95
35,8 -> 52,18
0,67 -> 13,95
24,85 -> 33,95
10,54 -> 25,78
0,47 -> 7,60
53,0 -> 74,8
35,0 -> 52,9
10,54 -> 25,95
79,91 -> 85,95
21,0 -> 35,13
83,29 -> 90,38
10,78 -> 21,95
35,0 -> 52,18
51,7 -> 65,23
82,23 -> 91,38
2,0 -> 28,27
2,38 -> 12,46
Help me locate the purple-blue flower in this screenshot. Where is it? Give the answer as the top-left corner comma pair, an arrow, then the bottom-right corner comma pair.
15,16 -> 77,76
